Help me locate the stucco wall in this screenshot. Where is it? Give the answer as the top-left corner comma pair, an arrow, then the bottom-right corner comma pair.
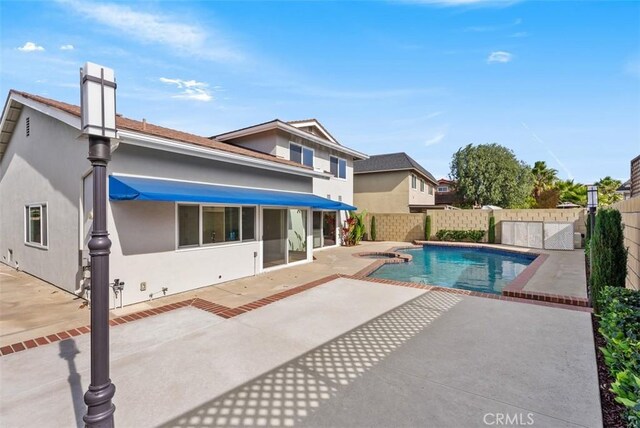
354,171 -> 409,213
0,106 -> 87,293
364,208 -> 586,244
613,197 -> 640,290
408,175 -> 435,207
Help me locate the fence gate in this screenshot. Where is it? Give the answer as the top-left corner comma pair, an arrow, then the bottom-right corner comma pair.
501,221 -> 574,250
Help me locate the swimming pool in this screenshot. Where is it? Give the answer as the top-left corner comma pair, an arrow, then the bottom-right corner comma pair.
368,245 -> 537,294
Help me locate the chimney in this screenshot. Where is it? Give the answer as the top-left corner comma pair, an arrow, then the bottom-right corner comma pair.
142,118 -> 147,131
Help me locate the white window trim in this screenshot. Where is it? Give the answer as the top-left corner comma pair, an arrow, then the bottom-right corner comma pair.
437,186 -> 449,192
175,203 -> 257,250
24,203 -> 48,249
420,179 -> 425,192
329,155 -> 347,180
288,142 -> 314,168
411,174 -> 417,189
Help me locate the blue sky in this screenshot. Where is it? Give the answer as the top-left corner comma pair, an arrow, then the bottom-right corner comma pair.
1,0 -> 639,183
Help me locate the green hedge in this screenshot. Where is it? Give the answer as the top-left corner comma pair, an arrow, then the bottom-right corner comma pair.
598,287 -> 640,426
435,229 -> 485,243
591,209 -> 627,311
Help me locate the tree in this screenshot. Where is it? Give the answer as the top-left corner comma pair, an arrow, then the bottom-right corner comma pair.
555,179 -> 587,206
595,176 -> 623,207
536,188 -> 561,208
531,161 -> 558,202
450,143 -> 533,208
590,209 -> 627,311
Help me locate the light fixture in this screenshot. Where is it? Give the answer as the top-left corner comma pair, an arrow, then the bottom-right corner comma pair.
587,185 -> 598,209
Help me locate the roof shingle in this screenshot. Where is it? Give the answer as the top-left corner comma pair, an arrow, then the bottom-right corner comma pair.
354,152 -> 437,184
10,90 -> 308,170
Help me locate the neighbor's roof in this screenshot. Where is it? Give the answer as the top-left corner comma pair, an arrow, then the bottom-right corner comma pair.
353,152 -> 437,184
286,118 -> 340,145
5,90 -> 309,170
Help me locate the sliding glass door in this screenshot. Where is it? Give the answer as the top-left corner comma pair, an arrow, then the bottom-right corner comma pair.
288,209 -> 307,262
263,208 -> 287,268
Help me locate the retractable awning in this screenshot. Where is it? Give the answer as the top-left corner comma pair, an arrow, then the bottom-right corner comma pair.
109,175 -> 357,211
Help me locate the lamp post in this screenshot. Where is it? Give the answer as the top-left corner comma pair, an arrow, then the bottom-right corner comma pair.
587,185 -> 598,237
80,62 -> 117,428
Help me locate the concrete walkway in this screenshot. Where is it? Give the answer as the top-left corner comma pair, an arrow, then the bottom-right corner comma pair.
523,250 -> 588,299
1,278 -> 601,427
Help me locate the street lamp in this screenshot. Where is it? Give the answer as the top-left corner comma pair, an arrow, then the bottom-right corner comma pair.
587,185 -> 598,237
80,62 -> 117,427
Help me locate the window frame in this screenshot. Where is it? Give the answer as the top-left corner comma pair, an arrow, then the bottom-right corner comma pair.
24,203 -> 48,249
329,155 -> 347,180
420,179 -> 425,192
428,185 -> 434,195
411,174 -> 417,189
437,186 -> 449,193
176,203 -> 257,250
289,142 -> 314,168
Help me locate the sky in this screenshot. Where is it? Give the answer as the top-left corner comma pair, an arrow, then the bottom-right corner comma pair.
1,0 -> 639,183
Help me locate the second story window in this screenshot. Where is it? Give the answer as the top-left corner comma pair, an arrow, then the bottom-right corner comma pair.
420,179 -> 425,192
428,185 -> 434,195
330,156 -> 347,179
411,174 -> 417,189
437,186 -> 449,192
290,143 -> 313,168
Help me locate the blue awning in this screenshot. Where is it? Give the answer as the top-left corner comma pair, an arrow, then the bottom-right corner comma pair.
109,175 -> 357,211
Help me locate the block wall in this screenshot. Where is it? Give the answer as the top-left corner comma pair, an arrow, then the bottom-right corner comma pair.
613,197 -> 640,290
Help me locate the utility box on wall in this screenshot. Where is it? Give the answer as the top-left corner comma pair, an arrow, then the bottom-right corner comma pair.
501,221 -> 574,250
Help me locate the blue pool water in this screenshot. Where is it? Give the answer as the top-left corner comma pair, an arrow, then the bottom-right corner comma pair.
369,245 -> 536,294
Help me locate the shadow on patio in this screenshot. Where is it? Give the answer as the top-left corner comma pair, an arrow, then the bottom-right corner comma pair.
159,291 -> 462,428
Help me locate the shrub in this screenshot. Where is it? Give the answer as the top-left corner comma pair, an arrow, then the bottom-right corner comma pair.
370,216 -> 377,241
488,216 -> 496,244
435,229 -> 485,243
591,209 -> 627,311
425,215 -> 432,241
341,211 -> 367,246
597,287 -> 640,426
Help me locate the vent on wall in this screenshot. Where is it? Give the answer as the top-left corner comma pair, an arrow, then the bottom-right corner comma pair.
25,117 -> 30,137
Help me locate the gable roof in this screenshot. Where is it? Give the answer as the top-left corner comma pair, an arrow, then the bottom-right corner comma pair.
2,90 -> 315,172
287,118 -> 340,145
213,119 -> 368,160
353,152 -> 437,184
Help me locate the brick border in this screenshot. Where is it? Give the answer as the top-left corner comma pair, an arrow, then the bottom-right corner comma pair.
352,243 -> 590,310
0,274 -> 340,358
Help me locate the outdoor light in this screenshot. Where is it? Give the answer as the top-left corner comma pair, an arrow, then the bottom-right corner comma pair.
81,62 -> 117,139
80,62 -> 117,428
587,185 -> 598,209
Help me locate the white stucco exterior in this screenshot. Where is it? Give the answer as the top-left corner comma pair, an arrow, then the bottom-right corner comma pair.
0,93 -> 350,308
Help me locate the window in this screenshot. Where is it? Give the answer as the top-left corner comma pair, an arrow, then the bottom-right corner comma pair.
25,204 -> 47,247
330,156 -> 347,179
411,175 -> 417,189
437,186 -> 449,193
428,185 -> 434,195
290,143 -> 313,168
178,205 -> 255,248
242,207 -> 256,241
420,179 -> 425,192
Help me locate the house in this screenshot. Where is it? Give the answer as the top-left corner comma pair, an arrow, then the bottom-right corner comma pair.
0,90 -> 367,307
434,178 -> 462,208
617,180 -> 631,200
353,152 -> 437,213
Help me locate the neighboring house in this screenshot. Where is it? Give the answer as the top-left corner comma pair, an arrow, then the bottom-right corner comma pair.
435,178 -> 462,207
353,152 -> 437,213
631,155 -> 640,198
617,180 -> 631,200
0,90 -> 365,307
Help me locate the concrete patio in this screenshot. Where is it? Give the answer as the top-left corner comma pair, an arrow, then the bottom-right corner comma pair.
1,276 -> 601,427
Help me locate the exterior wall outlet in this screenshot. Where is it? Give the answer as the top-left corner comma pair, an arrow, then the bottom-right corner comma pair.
140,282 -> 147,291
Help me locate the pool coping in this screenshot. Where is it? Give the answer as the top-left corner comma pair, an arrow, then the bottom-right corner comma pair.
352,242 -> 590,308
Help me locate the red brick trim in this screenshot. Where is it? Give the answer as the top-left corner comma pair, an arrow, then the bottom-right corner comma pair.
0,274 -> 341,357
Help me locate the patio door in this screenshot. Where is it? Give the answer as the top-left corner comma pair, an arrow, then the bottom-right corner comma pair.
263,208 -> 287,268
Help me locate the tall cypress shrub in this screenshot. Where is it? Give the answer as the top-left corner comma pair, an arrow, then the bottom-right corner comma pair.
425,215 -> 432,240
590,209 -> 627,311
488,216 -> 496,244
370,216 -> 377,241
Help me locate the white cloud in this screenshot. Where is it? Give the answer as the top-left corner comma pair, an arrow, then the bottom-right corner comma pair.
17,42 -> 45,52
487,51 -> 513,63
160,77 -> 213,102
60,44 -> 74,50
56,0 -> 242,62
425,126 -> 449,146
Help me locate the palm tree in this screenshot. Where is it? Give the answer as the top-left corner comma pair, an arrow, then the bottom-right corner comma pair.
555,179 -> 587,206
531,161 -> 558,201
594,176 -> 622,206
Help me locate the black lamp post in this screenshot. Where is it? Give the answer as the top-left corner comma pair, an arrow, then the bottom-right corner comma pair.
80,62 -> 117,428
587,185 -> 598,237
